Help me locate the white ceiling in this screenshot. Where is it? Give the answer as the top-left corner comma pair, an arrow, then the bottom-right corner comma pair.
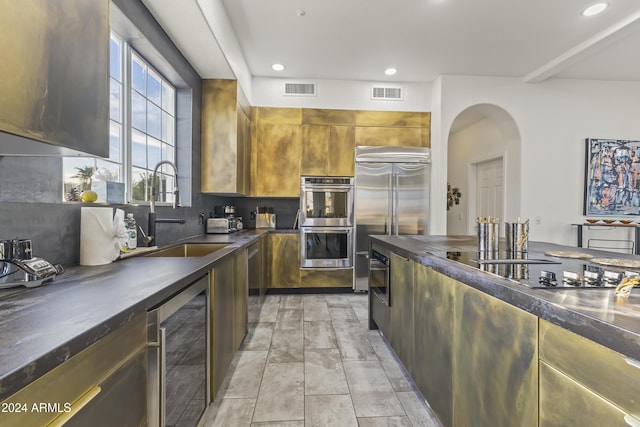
143,0 -> 640,84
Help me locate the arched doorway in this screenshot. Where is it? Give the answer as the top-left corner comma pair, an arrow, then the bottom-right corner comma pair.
446,104 -> 521,235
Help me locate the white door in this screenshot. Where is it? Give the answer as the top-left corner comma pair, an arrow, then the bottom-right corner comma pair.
476,157 -> 504,221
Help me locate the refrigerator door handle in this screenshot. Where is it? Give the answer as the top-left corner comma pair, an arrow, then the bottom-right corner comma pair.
388,173 -> 393,235
394,172 -> 400,235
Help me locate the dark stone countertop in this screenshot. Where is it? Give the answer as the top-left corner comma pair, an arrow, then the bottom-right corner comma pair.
370,235 -> 640,362
0,229 -> 295,401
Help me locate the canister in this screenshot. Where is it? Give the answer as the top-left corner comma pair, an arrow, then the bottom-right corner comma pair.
477,220 -> 499,253
505,221 -> 529,256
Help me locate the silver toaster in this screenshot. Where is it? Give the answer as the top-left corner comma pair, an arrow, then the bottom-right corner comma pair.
206,218 -> 236,234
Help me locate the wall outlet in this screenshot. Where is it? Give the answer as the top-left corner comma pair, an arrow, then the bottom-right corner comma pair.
534,216 -> 542,225
457,213 -> 463,221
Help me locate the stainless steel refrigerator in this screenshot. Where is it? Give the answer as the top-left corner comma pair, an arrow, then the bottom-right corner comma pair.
353,146 -> 431,291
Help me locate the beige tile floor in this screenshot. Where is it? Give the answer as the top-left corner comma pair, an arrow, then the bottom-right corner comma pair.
202,293 -> 442,427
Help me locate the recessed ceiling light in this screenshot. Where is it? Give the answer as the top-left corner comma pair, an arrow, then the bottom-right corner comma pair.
582,3 -> 608,16
384,68 -> 398,76
296,10 -> 306,17
272,63 -> 285,71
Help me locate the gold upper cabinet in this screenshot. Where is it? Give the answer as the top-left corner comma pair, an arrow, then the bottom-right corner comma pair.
201,79 -> 252,195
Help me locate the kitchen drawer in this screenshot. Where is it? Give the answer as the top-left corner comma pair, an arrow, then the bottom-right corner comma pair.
58,348 -> 147,427
299,268 -> 352,288
0,314 -> 146,427
540,361 -> 638,426
539,319 -> 640,419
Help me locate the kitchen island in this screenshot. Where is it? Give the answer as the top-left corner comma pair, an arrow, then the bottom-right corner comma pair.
370,235 -> 640,427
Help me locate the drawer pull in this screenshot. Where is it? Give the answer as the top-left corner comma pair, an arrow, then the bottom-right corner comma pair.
624,415 -> 640,427
625,357 -> 640,370
47,386 -> 101,427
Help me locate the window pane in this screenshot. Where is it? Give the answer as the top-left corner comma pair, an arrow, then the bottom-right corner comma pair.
109,78 -> 121,122
147,69 -> 162,106
162,82 -> 175,114
163,174 -> 175,204
109,36 -> 121,81
147,101 -> 162,139
162,143 -> 174,163
132,55 -> 146,95
131,129 -> 147,169
131,167 -> 149,202
162,112 -> 174,144
109,121 -> 121,162
132,91 -> 146,132
63,158 -> 95,194
147,136 -> 161,169
95,159 -> 121,182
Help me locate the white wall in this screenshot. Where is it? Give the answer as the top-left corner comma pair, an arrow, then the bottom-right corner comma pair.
251,77 -> 432,111
433,75 -> 640,246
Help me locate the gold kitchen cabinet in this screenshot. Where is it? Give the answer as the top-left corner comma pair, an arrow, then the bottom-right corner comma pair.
413,264 -> 455,427
1,314 -> 147,427
201,79 -> 252,195
539,319 -> 640,422
267,233 -> 301,288
301,125 -> 355,177
302,108 -> 356,126
389,252 -> 415,375
211,255 -> 235,397
453,284 -> 538,427
233,249 -> 248,351
539,361 -> 636,426
355,126 -> 427,148
299,268 -> 353,288
254,122 -> 301,197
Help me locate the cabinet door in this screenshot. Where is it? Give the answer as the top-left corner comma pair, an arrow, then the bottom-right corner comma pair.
413,264 -> 455,427
453,285 -> 538,427
233,251 -> 248,350
301,124 -> 329,176
268,234 -> 300,288
255,123 -> 301,197
389,252 -> 414,374
327,126 -> 355,176
540,361 -> 638,427
212,257 -> 235,397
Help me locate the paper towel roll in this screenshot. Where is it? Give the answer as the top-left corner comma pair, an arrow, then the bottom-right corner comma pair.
80,207 -> 123,266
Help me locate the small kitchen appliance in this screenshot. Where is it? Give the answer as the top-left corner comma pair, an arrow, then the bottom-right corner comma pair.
0,239 -> 64,289
206,218 -> 237,234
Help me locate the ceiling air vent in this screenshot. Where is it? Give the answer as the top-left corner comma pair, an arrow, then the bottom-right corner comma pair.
371,86 -> 403,101
284,82 -> 316,96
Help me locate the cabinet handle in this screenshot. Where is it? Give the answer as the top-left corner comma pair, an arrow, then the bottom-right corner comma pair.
47,386 -> 101,427
624,415 -> 640,427
625,357 -> 640,370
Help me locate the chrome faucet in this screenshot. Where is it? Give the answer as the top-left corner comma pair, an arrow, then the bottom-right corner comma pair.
148,160 -> 185,246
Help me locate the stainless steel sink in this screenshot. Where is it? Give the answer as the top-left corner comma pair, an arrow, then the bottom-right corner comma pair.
145,243 -> 230,257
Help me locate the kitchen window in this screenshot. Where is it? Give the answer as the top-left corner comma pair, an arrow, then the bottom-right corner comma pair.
63,31 -> 177,204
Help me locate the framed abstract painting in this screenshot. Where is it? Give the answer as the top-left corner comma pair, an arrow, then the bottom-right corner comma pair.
584,138 -> 640,216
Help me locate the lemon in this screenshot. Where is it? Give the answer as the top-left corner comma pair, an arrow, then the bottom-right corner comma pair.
81,191 -> 98,203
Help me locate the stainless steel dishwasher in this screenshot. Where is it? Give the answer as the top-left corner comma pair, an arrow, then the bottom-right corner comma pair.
147,275 -> 210,427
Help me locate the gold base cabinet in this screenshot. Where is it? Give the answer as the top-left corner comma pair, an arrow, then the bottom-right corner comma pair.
539,319 -> 640,423
0,314 -> 147,427
539,362 -> 636,426
412,263 -> 455,427
452,285 -> 538,427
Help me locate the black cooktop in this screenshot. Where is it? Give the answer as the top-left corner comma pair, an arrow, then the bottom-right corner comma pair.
440,251 -> 635,290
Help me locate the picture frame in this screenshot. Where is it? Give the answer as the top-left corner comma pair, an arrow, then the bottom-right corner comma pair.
584,138 -> 640,216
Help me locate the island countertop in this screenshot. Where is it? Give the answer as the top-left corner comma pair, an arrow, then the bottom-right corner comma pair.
370,235 -> 640,362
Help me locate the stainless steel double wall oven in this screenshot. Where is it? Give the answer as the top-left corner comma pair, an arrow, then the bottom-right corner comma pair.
299,176 -> 354,268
